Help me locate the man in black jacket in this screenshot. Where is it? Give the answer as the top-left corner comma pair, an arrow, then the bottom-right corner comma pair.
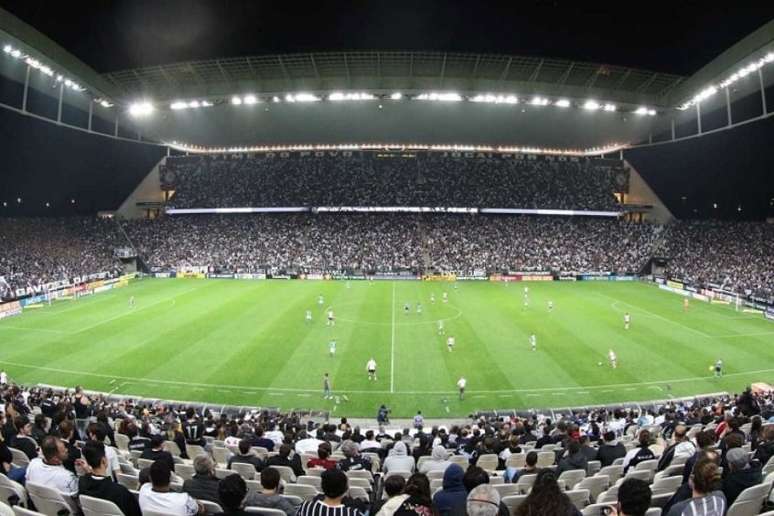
140,434 -> 176,474
10,415 -> 38,460
79,441 -> 142,516
598,431 -> 626,467
723,448 -> 763,506
183,455 -> 221,504
266,444 -> 304,478
228,439 -> 265,472
182,409 -> 206,447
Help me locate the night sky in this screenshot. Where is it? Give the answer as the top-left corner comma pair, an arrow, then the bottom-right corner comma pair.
1,1 -> 773,75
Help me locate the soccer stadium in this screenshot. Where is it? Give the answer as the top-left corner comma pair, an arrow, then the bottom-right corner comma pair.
1,3 -> 774,515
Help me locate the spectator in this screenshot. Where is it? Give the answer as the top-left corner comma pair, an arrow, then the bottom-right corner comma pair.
510,451 -> 539,483
139,459 -> 202,516
244,466 -> 299,516
579,435 -> 598,462
337,440 -> 372,472
383,442 -> 415,473
419,445 -> 451,474
266,444 -> 304,478
389,473 -> 433,516
622,430 -> 655,473
25,435 -> 78,498
514,469 -> 582,516
557,440 -> 588,475
373,474 -> 405,515
432,463 -> 467,516
79,440 -> 141,516
466,484 -> 501,516
183,454 -> 221,504
10,416 -> 38,460
722,448 -> 762,506
307,442 -> 337,470
297,469 -> 359,516
87,422 -> 121,480
612,478 -> 652,516
682,431 -> 716,484
754,425 -> 774,466
666,458 -> 726,516
598,431 -> 627,468
359,431 -> 380,452
658,425 -> 695,472
216,474 -> 250,516
228,439 -> 264,472
141,434 -> 176,474
250,427 -> 275,452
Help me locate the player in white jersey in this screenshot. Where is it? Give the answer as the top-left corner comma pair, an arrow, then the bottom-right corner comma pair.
430,293 -> 435,304
326,308 -> 335,326
547,300 -> 553,312
366,358 -> 377,380
529,334 -> 537,351
524,286 -> 529,296
416,303 -> 423,315
457,376 -> 466,400
129,296 -> 135,308
329,339 -> 337,357
437,319 -> 445,335
714,359 -> 723,377
447,335 -> 455,352
624,312 -> 631,330
523,294 -> 529,309
608,349 -> 617,369
442,292 -> 448,303
318,295 -> 324,307
305,310 -> 312,323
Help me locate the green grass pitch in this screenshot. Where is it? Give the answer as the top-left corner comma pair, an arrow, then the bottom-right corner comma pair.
1,278 -> 773,418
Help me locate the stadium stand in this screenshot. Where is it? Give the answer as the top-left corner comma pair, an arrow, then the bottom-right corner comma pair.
1,382 -> 774,515
162,153 -> 628,210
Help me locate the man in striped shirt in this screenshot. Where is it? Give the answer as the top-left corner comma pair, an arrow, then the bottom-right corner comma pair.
665,458 -> 726,516
297,469 -> 360,516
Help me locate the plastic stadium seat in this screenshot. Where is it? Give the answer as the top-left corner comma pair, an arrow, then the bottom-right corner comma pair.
537,451 -> 555,467
80,495 -> 124,516
199,500 -> 223,514
558,469 -> 587,490
384,471 -> 412,481
516,473 -> 537,492
476,454 -> 499,473
187,445 -> 207,459
137,458 -> 154,470
117,473 -> 140,490
0,475 -> 27,507
634,459 -> 659,481
566,489 -> 590,510
506,453 -> 527,469
654,464 -> 684,481
430,479 -> 443,492
501,495 -> 528,513
271,465 -> 297,484
114,433 -> 130,451
489,476 -> 504,485
426,471 -> 445,481
347,478 -> 372,491
251,447 -> 270,460
7,449 -> 29,469
644,509 -> 662,516
492,484 -> 521,497
597,465 -> 624,484
175,463 -> 195,480
245,508 -> 289,516
303,468 -> 323,477
587,460 -> 601,476
214,468 -> 232,479
231,462 -> 258,480
596,485 -> 619,504
163,441 -> 182,458
582,503 -> 615,516
212,447 -> 232,466
348,487 -> 369,501
449,455 -> 469,469
649,492 -> 674,508
12,508 -> 46,516
345,469 -> 373,482
576,475 -> 609,503
612,458 -> 625,466
283,484 -> 318,501
297,476 -> 322,490
726,482 -> 773,516
25,482 -> 75,516
650,475 -> 682,495
622,469 -> 650,483
138,511 -> 174,516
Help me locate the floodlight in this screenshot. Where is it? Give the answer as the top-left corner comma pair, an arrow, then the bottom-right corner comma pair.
603,103 -> 616,112
391,92 -> 402,100
244,95 -> 258,105
231,96 -> 242,105
128,101 -> 154,117
10,49 -> 21,58
530,96 -> 549,106
583,100 -> 600,110
2,45 -> 11,53
555,99 -> 571,108
170,101 -> 187,110
188,100 -> 200,108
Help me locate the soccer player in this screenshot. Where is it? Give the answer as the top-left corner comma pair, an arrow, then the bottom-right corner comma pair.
524,286 -> 529,296
523,294 -> 529,309
305,310 -> 312,323
683,298 -> 690,312
404,302 -> 410,315
437,319 -> 445,335
608,349 -> 617,369
530,334 -> 537,352
447,335 -> 455,352
326,308 -> 335,326
129,296 -> 135,308
547,300 -> 553,312
624,312 -> 631,330
329,339 -> 336,357
366,358 -> 377,380
430,293 -> 435,304
714,359 -> 723,377
416,303 -> 423,315
318,295 -> 324,308
442,292 -> 448,303
323,373 -> 332,399
457,376 -> 466,400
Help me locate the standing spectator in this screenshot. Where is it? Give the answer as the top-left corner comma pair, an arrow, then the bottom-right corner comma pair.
139,460 -> 202,516
183,455 -> 221,504
297,469 -> 359,516
413,412 -> 424,430
666,458 -> 726,516
79,441 -> 142,516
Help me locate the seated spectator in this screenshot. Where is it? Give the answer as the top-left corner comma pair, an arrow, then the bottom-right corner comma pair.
682,431 -> 716,484
126,423 -> 151,453
25,436 -> 79,498
216,473 -> 251,516
228,439 -> 264,472
183,454 -> 221,504
79,440 -> 141,516
10,416 -> 38,460
307,442 -> 337,470
87,422 -> 121,480
141,434 -> 176,474
244,466 -> 299,516
598,431 -> 626,468
535,426 -> 553,449
297,469 -> 359,516
294,431 -> 324,455
139,460 -> 202,516
510,451 -> 539,483
266,443 -> 304,478
419,445 -> 451,474
466,484 -> 501,516
515,469 -> 581,516
30,414 -> 47,444
622,430 -> 655,473
0,432 -> 25,483
373,474 -> 405,515
613,478 -> 652,516
337,440 -> 372,472
53,419 -> 82,474
666,458 -> 726,516
462,466 -> 509,516
579,435 -> 598,462
250,427 -> 275,452
557,440 -> 588,475
359,430 -> 380,452
432,463 -> 466,516
753,425 -> 774,466
383,442 -> 415,473
658,425 -> 695,472
388,473 -> 433,516
722,448 -> 762,506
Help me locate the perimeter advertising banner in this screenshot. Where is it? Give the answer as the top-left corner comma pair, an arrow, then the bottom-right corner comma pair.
765,307 -> 774,322
0,301 -> 22,320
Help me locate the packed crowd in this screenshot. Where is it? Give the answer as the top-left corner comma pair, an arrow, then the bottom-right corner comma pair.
1,214 -> 773,303
662,221 -> 774,302
163,153 -> 627,211
2,379 -> 774,516
0,218 -> 124,299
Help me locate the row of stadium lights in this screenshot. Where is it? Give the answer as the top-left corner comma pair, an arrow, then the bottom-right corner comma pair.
130,92 -> 656,117
2,199 -> 76,208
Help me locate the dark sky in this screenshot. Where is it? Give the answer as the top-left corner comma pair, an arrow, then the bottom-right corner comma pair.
2,1 -> 774,75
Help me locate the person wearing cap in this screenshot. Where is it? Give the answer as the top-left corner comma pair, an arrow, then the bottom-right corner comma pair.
722,447 -> 762,506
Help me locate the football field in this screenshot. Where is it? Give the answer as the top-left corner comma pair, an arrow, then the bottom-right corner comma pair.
1,278 -> 773,417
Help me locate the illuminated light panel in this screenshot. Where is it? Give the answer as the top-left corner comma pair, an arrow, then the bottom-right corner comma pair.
285,93 -> 320,102
471,94 -> 518,104
554,99 -> 571,108
170,101 -> 188,110
231,96 -> 242,105
603,103 -> 617,112
416,92 -> 463,102
530,96 -> 550,106
329,92 -> 375,101
243,95 -> 258,105
390,92 -> 402,100
634,107 -> 657,116
128,101 -> 154,117
583,100 -> 600,111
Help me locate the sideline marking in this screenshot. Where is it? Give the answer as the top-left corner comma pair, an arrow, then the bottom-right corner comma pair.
606,297 -> 711,338
390,282 -> 396,394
